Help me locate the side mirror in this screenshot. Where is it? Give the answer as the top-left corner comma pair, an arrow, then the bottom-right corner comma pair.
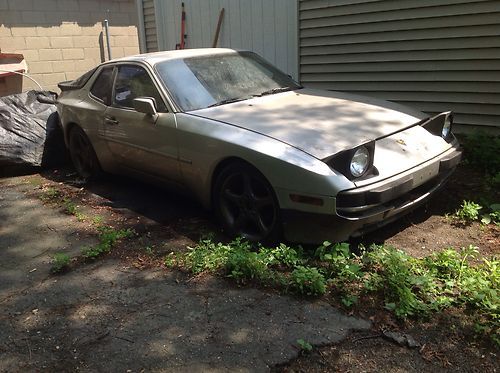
133,97 -> 159,122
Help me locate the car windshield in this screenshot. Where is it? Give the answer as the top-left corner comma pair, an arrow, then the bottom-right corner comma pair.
155,51 -> 301,111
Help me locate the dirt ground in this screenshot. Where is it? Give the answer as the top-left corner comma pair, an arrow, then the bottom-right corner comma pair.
1,162 -> 498,372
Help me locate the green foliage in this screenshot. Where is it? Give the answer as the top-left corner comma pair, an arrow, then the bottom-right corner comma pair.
462,132 -> 500,176
82,226 -> 134,259
296,339 -> 313,353
454,200 -> 482,223
166,238 -> 499,344
40,187 -> 61,202
50,253 -> 70,273
290,266 -> 326,295
481,204 -> 500,225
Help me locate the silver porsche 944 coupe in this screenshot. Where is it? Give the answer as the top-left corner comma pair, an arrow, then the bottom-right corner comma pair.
56,48 -> 461,244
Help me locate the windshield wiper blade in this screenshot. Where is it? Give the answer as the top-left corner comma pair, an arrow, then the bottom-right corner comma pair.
255,86 -> 296,97
207,97 -> 248,108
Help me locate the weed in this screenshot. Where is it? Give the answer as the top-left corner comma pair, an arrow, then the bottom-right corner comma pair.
454,200 -> 482,223
40,187 -> 61,202
167,238 -> 499,344
82,226 -> 134,259
92,215 -> 104,226
51,253 -> 70,273
296,339 -> 313,353
462,132 -> 500,176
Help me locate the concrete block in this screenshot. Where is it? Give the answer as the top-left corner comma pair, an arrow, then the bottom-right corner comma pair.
50,36 -> 73,48
52,60 -> 75,73
25,36 -> 50,49
11,27 -> 36,37
33,0 -> 58,11
17,49 -> 39,61
38,72 -> 66,85
0,36 -> 27,51
60,23 -> 82,36
73,35 -> 99,48
36,26 -> 61,37
112,35 -> 137,47
75,58 -> 95,71
58,0 -> 78,11
79,0 -> 100,12
0,26 -> 11,37
28,61 -> 53,74
21,11 -> 46,24
84,47 -> 103,61
62,48 -> 84,60
44,12 -> 66,25
123,46 -> 139,57
110,46 -> 124,58
0,0 -> 8,10
81,24 -> 103,36
8,0 -> 33,11
39,48 -> 62,61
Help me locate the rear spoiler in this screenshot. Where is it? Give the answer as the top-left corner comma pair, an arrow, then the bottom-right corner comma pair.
58,80 -> 80,91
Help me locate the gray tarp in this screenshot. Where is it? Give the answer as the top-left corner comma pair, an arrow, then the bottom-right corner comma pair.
0,90 -> 64,168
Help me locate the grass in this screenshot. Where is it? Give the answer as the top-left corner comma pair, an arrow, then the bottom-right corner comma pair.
50,253 -> 70,273
81,226 -> 135,259
165,239 -> 499,346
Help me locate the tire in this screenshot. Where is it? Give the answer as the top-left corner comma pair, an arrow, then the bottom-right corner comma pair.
68,126 -> 101,180
214,162 -> 282,243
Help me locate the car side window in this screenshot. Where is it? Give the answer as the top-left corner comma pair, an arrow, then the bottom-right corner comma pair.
90,67 -> 114,105
113,65 -> 166,112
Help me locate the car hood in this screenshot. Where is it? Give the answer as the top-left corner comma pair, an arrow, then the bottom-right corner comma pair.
190,88 -> 427,159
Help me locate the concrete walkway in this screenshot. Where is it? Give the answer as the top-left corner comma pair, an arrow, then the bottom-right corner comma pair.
0,176 -> 369,372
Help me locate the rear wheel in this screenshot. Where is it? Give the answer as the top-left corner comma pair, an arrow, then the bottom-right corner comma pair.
214,162 -> 281,243
68,126 -> 101,180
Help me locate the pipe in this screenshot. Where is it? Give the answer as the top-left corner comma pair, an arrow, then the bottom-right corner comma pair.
104,19 -> 112,60
0,69 -> 43,90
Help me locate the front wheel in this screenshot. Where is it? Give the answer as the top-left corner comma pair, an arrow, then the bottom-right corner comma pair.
68,126 -> 101,180
214,162 -> 281,243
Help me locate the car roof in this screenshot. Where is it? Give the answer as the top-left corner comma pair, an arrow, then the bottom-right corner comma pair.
106,48 -> 243,67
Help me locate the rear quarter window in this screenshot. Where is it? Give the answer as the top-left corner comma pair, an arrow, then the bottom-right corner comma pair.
90,67 -> 114,105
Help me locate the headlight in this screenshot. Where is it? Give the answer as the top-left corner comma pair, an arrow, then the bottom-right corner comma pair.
442,115 -> 452,138
350,146 -> 369,177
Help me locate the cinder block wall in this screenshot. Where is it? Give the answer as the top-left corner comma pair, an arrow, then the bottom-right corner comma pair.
0,0 -> 140,93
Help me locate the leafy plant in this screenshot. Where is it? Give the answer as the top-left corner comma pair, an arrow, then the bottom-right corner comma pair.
40,187 -> 61,202
166,238 -> 499,345
462,132 -> 500,176
454,200 -> 482,223
481,204 -> 500,225
51,253 -> 70,273
290,266 -> 326,295
82,226 -> 134,259
296,338 -> 313,353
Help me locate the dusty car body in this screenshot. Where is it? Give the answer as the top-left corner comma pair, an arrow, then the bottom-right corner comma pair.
56,48 -> 461,244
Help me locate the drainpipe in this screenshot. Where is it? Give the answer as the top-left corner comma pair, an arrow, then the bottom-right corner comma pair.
104,19 -> 112,60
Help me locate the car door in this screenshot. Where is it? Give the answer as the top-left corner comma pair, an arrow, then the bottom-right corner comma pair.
102,64 -> 181,183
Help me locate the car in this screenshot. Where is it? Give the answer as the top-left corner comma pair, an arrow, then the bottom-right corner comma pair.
56,48 -> 462,244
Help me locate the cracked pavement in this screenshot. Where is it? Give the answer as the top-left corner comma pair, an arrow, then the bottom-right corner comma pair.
0,175 -> 370,372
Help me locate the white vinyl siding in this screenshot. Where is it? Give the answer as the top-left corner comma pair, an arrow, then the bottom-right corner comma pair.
299,0 -> 500,131
138,0 -> 299,79
138,0 -> 158,52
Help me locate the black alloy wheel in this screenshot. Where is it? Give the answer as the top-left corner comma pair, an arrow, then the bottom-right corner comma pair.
68,126 -> 101,180
215,162 -> 281,243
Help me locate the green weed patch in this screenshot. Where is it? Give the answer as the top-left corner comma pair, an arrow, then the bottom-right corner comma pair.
166,239 -> 499,345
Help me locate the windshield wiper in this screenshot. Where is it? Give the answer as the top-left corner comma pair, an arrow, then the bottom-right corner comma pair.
207,97 -> 249,108
254,86 -> 298,97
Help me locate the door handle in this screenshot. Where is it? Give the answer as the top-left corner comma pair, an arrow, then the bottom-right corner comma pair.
104,116 -> 119,125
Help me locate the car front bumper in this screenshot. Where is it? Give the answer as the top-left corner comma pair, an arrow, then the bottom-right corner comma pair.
281,146 -> 462,244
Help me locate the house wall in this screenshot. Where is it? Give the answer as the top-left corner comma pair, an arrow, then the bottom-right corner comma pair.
0,0 -> 140,94
137,0 -> 299,80
299,0 -> 500,132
